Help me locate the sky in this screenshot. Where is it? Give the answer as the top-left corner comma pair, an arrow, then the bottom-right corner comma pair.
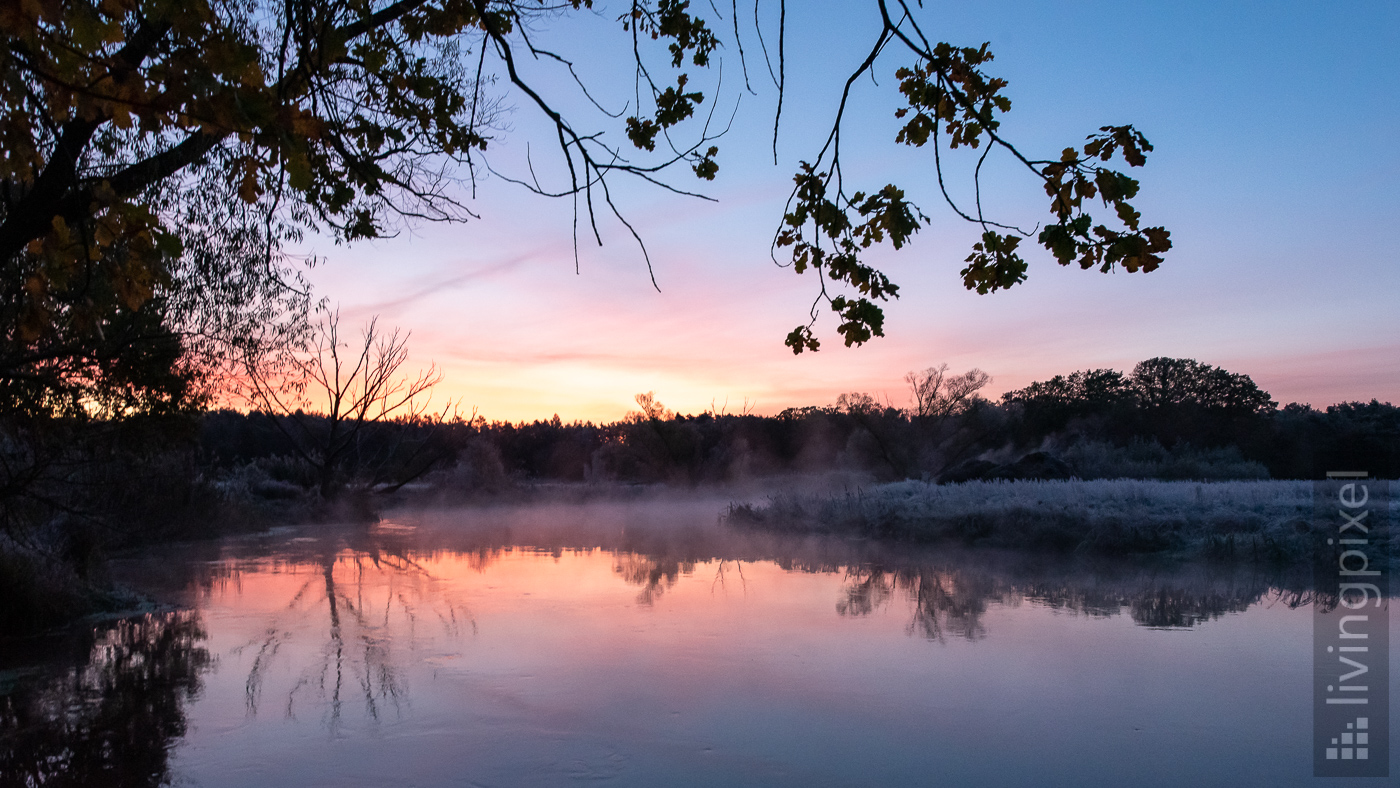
298,0 -> 1399,424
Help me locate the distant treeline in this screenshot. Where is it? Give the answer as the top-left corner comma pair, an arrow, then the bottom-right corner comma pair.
3,355 -> 1395,634
199,357 -> 1400,492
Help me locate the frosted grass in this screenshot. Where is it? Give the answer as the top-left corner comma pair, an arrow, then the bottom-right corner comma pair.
728,479 -> 1397,563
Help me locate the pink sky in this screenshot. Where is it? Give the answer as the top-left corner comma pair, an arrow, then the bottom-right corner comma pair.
298,1 -> 1398,424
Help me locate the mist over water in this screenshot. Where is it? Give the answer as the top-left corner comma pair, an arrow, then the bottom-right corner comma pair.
3,497 -> 1396,787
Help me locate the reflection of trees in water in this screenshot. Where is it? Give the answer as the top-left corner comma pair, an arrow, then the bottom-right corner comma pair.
1128,587 -> 1257,628
612,553 -> 761,605
611,553 -> 753,605
909,570 -> 994,641
235,533 -> 474,732
835,561 -> 1306,640
710,558 -> 747,597
838,569 -> 991,641
0,611 -> 209,787
386,502 -> 1341,634
607,547 -> 1281,639
1015,567 -> 1311,629
573,524 -> 1306,637
612,554 -> 696,605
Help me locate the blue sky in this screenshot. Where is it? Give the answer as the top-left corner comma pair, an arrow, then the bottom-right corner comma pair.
302,0 -> 1399,422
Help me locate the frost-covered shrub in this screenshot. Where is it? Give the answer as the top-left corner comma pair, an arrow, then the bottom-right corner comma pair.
727,479 -> 1395,563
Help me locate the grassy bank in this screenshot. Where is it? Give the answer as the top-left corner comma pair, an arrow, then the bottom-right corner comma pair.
725,479 -> 1397,564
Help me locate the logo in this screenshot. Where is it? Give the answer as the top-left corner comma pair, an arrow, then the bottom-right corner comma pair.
1313,474 -> 1390,777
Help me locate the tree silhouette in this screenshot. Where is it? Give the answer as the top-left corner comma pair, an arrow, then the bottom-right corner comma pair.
241,309 -> 449,499
905,364 -> 990,420
1129,357 -> 1275,414
1,0 -> 1172,387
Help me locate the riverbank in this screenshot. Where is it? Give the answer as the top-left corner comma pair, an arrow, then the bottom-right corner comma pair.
5,476 -> 1392,636
724,479 -> 1398,564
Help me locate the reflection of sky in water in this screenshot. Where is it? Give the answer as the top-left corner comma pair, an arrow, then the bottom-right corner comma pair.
5,500 -> 1397,787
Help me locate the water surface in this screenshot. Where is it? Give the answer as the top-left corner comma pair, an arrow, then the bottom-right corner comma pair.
2,498 -> 1395,787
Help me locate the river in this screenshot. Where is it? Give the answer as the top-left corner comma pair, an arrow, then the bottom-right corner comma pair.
1,497 -> 1394,787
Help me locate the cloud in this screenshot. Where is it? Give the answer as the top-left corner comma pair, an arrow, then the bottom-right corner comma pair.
336,251 -> 542,321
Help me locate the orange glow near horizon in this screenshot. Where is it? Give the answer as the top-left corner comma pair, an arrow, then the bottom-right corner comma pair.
273,0 -> 1400,426
297,225 -> 1400,425
153,0 -> 1395,426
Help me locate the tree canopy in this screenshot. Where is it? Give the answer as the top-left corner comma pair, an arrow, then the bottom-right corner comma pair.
1004,358 -> 1276,415
1001,357 -> 1277,448
1,0 -> 1173,419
